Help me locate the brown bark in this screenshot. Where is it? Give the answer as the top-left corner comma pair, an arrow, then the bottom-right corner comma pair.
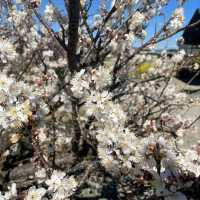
64,0 -> 82,155
65,0 -> 80,73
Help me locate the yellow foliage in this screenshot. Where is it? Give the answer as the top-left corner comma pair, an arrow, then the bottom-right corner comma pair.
128,62 -> 155,78
136,62 -> 154,74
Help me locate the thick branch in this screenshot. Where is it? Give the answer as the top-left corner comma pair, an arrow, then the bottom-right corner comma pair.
65,0 -> 80,73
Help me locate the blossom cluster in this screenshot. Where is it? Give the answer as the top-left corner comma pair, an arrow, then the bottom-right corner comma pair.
0,74 -> 35,130
0,169 -> 77,200
169,7 -> 185,32
70,50 -> 200,198
0,0 -> 198,199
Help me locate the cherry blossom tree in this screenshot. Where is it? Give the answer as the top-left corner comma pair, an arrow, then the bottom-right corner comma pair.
0,0 -> 200,199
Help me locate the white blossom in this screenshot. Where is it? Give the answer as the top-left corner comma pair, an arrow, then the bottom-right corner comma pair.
130,11 -> 145,30
25,186 -> 46,200
44,4 -> 55,22
71,69 -> 90,98
46,170 -> 77,199
169,7 -> 184,31
91,66 -> 112,89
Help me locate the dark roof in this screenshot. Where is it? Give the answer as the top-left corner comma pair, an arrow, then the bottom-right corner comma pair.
183,9 -> 200,45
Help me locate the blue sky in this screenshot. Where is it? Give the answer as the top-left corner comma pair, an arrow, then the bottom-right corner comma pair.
147,0 -> 200,49
40,0 -> 199,49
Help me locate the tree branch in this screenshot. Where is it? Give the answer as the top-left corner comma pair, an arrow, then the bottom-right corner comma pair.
65,0 -> 80,73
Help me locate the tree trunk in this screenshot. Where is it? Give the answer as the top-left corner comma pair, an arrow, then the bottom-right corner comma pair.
66,0 -> 80,73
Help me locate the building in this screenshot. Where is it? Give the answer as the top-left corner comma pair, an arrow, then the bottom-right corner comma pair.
179,9 -> 200,55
